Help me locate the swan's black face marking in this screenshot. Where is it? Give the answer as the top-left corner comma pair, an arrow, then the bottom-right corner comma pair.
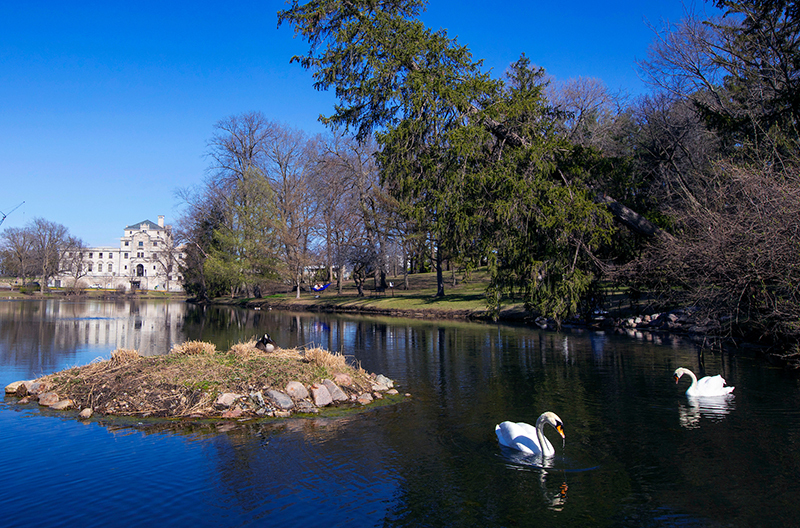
674,374 -> 680,383
555,422 -> 565,438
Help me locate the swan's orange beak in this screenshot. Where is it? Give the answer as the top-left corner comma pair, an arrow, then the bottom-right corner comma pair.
673,374 -> 679,384
556,424 -> 565,438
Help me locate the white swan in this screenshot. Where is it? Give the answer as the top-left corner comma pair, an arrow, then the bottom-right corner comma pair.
673,367 -> 734,397
495,411 -> 565,456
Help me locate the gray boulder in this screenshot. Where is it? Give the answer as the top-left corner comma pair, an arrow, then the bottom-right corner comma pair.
310,383 -> 332,407
215,393 -> 241,408
285,381 -> 309,400
266,389 -> 295,410
322,379 -> 348,402
38,392 -> 60,407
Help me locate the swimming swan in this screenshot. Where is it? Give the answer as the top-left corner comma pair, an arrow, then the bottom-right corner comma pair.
673,367 -> 734,397
495,411 -> 565,456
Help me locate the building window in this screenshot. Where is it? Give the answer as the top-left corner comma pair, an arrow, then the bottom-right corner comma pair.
99,252 -> 103,258
125,241 -> 129,246
138,241 -> 143,247
87,262 -> 93,272
98,263 -> 103,272
153,241 -> 158,246
124,253 -> 128,258
89,252 -> 93,258
108,263 -> 113,273
152,253 -> 157,259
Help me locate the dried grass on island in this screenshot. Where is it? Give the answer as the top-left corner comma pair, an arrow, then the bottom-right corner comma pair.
5,339 -> 399,419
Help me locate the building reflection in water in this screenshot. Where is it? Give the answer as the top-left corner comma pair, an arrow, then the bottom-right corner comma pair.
0,300 -> 188,378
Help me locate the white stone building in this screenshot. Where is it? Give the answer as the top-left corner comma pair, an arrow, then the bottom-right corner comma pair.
54,215 -> 185,292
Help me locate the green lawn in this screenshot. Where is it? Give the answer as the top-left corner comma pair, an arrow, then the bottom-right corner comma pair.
241,269 -> 522,317
241,269 -> 662,321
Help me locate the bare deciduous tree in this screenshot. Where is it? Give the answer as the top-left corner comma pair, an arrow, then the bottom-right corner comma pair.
264,125 -> 320,298
0,226 -> 35,283
315,132 -> 389,296
620,161 -> 800,345
30,218 -> 71,292
548,76 -> 628,153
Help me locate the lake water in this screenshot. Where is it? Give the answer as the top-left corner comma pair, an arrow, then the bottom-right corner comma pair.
1,298 -> 799,527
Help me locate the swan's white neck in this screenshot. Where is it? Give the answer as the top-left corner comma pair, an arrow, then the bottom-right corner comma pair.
684,369 -> 698,390
535,415 -> 555,456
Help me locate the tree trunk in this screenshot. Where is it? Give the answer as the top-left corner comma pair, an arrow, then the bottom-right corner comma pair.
403,249 -> 409,290
597,194 -> 672,240
435,242 -> 444,297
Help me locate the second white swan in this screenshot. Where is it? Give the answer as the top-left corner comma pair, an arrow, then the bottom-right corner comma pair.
495,411 -> 565,456
673,367 -> 735,397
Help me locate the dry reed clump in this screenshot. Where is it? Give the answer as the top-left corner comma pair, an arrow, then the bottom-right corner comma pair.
229,339 -> 264,360
111,349 -> 140,365
303,346 -> 349,371
170,340 -> 217,355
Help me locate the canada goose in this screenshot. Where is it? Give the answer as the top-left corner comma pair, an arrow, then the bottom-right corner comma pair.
255,333 -> 277,353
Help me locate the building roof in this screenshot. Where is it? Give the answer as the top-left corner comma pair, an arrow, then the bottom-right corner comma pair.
124,220 -> 163,231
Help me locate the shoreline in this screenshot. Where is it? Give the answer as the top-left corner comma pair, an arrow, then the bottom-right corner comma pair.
225,296 -> 794,369
3,286 -> 793,369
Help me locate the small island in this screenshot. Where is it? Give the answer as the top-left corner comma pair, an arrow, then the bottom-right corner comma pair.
4,340 -> 403,420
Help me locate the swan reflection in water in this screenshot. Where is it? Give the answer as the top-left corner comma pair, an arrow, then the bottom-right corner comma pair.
499,448 -> 570,511
678,394 -> 736,429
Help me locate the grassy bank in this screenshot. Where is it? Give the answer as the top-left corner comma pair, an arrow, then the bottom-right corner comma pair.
218,269 -> 651,323
229,269 -> 524,320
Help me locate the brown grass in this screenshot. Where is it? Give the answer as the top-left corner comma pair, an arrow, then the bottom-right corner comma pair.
170,340 -> 217,355
110,348 -> 140,365
303,346 -> 351,371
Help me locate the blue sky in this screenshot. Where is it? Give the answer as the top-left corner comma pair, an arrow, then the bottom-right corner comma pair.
0,1 -> 712,246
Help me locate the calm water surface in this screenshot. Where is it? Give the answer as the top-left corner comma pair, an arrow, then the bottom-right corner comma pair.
1,299 -> 799,527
